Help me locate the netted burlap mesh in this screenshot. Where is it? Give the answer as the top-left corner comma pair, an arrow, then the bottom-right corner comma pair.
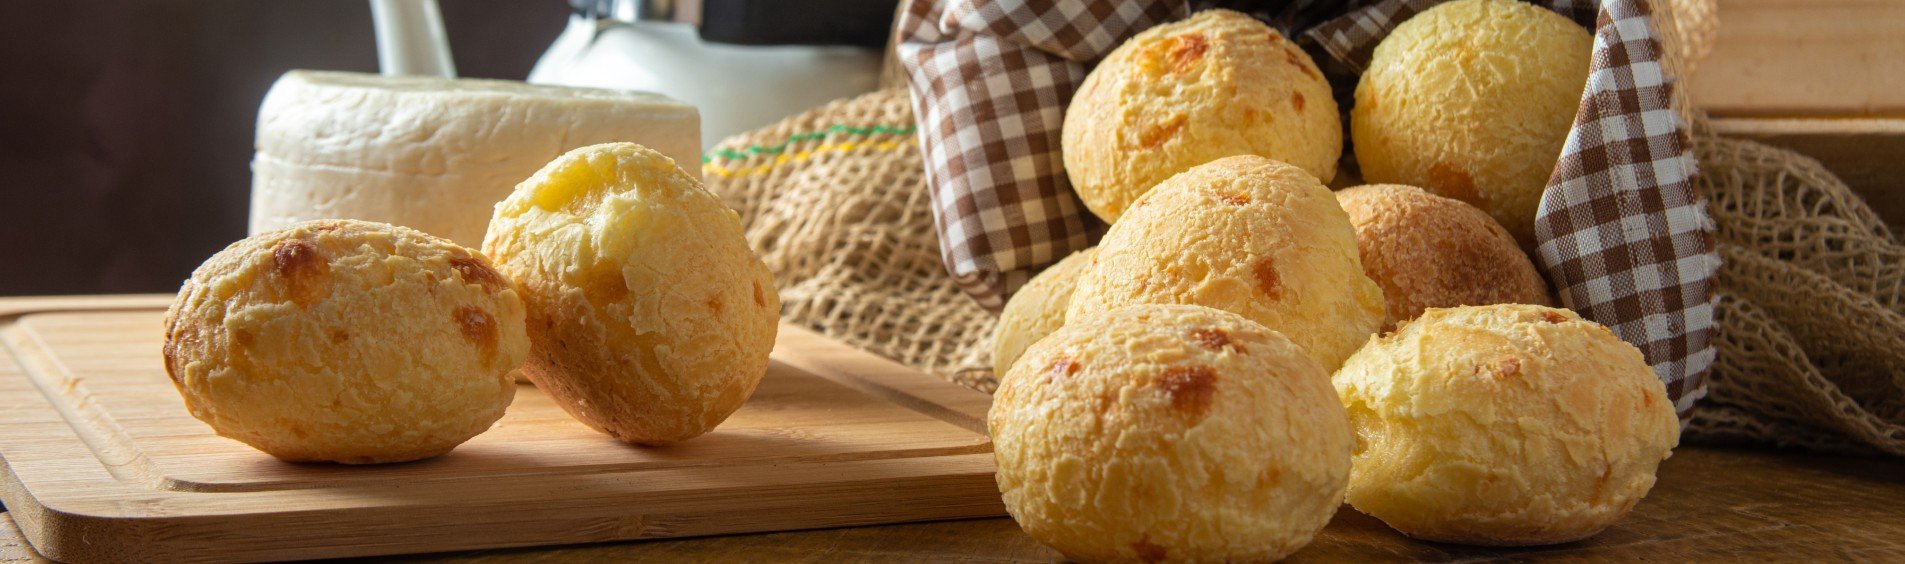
1654,0 -> 1710,130
1691,136 -> 1905,455
703,0 -> 1905,455
703,89 -> 1000,392
1661,0 -> 1718,78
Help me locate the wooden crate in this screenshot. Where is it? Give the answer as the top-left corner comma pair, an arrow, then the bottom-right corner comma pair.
1693,0 -> 1905,228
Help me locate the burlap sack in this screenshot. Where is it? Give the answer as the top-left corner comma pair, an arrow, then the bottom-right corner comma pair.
1662,0 -> 1717,80
1691,136 -> 1905,456
702,0 -> 1905,455
701,89 -> 999,392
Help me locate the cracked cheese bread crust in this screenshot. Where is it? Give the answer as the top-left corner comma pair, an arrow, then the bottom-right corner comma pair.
163,219 -> 526,464
1068,155 -> 1386,372
483,143 -> 779,445
1336,184 -> 1554,331
1334,304 -> 1680,546
992,247 -> 1096,377
992,304 -> 1352,562
1062,9 -> 1341,223
1351,0 -> 1592,248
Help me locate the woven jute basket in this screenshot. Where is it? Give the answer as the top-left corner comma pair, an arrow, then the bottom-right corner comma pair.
701,0 -> 1905,455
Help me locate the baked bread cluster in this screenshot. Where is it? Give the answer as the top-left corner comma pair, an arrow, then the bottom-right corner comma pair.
1063,9 -> 1341,223
1352,0 -> 1592,247
992,304 -> 1351,562
1337,184 -> 1553,329
1334,305 -> 1681,545
170,141 -> 782,462
484,142 -> 780,445
163,219 -> 527,464
1068,155 -> 1385,372
991,247 -> 1095,377
994,156 -> 1376,559
1006,1 -> 1675,555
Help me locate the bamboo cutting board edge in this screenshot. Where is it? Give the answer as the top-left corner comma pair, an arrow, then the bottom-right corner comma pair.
0,295 -> 1006,563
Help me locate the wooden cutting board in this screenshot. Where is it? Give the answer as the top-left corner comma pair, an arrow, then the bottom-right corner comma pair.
0,295 -> 1003,563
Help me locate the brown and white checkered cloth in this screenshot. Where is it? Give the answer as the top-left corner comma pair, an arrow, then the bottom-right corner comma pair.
899,0 -> 1718,418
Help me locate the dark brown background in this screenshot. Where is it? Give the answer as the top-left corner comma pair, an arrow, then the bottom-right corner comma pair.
0,1 -> 567,296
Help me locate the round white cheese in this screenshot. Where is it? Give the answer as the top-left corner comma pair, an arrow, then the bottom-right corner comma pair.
250,70 -> 701,246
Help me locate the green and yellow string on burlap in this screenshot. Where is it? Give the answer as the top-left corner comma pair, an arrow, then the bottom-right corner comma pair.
703,124 -> 917,179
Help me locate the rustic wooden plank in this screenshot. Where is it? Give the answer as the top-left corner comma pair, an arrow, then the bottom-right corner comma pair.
0,514 -> 49,564
402,446 -> 1905,562
1691,0 -> 1905,117
0,298 -> 1005,563
4,436 -> 1903,561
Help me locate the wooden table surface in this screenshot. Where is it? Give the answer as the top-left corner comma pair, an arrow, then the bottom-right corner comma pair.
3,445 -> 1901,562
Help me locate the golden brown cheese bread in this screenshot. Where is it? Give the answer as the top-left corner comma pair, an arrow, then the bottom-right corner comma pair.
1068,155 -> 1386,371
483,142 -> 779,445
1062,9 -> 1341,223
1334,305 -> 1681,546
163,219 -> 526,464
1352,0 -> 1592,248
992,304 -> 1351,562
1336,184 -> 1554,330
991,247 -> 1095,377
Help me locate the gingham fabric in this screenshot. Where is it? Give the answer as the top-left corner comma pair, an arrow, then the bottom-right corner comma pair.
898,0 -> 1717,417
896,0 -> 1186,310
1532,0 -> 1716,420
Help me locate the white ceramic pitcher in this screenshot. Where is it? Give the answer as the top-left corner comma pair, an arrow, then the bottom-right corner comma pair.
368,0 -> 882,150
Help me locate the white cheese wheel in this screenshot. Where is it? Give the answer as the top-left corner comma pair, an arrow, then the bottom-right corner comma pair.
250,70 -> 700,247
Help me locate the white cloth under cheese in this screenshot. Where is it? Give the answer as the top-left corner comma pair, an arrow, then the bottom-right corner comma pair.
250,70 -> 701,246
